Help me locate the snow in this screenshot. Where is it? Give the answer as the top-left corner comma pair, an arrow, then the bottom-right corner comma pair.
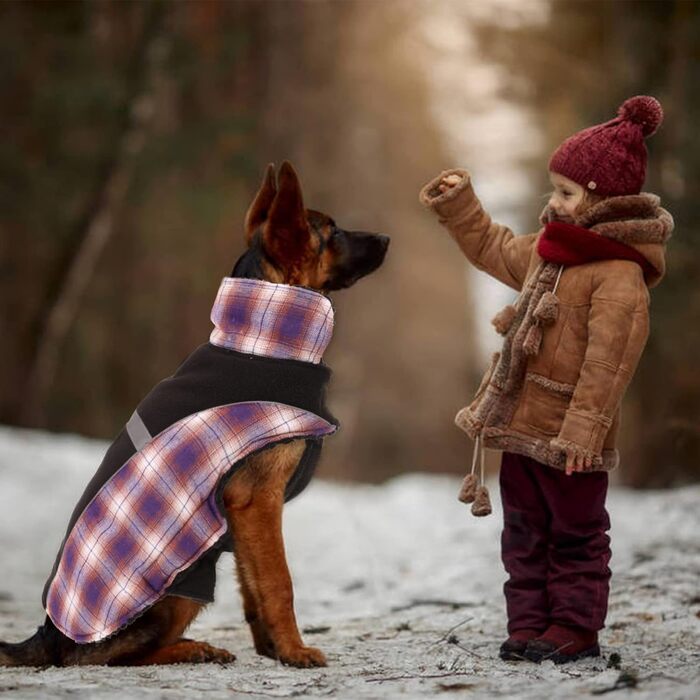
0,426 -> 699,698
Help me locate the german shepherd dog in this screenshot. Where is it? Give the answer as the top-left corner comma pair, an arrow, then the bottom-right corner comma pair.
0,161 -> 389,668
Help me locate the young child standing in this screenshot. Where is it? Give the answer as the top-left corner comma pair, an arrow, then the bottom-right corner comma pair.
419,96 -> 673,663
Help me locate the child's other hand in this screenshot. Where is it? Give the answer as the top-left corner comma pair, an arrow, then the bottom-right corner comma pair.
564,448 -> 593,476
438,173 -> 462,193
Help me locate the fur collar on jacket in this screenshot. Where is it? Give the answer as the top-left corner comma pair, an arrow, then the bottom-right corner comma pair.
540,192 -> 673,288
537,221 -> 658,281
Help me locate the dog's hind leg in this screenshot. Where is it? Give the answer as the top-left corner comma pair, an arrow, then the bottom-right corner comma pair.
4,596 -> 224,667
55,596 -> 193,666
224,441 -> 327,668
110,596 -> 234,666
0,616 -> 157,668
126,638 -> 235,666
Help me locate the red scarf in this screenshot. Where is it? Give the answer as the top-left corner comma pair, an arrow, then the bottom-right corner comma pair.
537,221 -> 657,280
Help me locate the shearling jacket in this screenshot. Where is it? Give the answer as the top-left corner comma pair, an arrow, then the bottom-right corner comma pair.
420,169 -> 673,472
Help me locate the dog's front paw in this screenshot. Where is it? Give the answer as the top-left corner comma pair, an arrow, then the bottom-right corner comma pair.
278,644 -> 327,668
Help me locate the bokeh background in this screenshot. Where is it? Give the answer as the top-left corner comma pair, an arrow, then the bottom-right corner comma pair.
1,0 -> 698,487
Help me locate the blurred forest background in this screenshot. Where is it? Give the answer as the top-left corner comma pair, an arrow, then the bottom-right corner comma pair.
1,0 -> 698,488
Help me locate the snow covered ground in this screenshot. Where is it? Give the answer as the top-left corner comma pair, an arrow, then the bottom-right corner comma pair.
0,426 -> 698,698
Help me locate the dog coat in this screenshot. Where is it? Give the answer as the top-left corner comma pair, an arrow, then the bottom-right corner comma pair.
43,278 -> 339,644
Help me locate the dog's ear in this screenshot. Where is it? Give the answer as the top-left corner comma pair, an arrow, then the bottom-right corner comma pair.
263,161 -> 311,269
244,163 -> 277,244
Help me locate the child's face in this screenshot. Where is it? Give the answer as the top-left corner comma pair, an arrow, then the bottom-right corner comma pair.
547,172 -> 585,222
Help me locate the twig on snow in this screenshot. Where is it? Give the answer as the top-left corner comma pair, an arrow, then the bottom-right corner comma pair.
366,671 -> 477,684
390,599 -> 476,613
430,615 -> 474,647
641,672 -> 689,685
589,669 -> 688,695
447,638 -> 489,660
227,680 -> 331,698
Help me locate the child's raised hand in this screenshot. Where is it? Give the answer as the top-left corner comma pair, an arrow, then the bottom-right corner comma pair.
564,448 -> 593,476
438,173 -> 463,193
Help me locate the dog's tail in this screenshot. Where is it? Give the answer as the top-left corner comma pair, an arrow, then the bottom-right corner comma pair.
0,626 -> 56,667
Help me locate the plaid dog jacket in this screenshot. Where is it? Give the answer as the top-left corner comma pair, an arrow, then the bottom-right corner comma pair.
43,278 -> 338,644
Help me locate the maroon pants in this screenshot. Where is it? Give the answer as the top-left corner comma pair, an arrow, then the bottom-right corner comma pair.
499,451 -> 611,633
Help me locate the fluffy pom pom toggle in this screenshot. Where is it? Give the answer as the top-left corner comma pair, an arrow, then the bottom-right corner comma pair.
471,485 -> 492,517
458,434 -> 492,517
491,304 -> 517,335
524,265 -> 564,357
533,291 -> 559,324
458,473 -> 478,503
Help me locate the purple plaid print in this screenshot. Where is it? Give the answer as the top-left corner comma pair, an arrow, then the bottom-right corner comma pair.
46,402 -> 336,644
210,278 -> 334,364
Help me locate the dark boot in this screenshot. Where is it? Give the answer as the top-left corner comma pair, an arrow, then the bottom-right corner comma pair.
499,628 -> 542,661
524,624 -> 600,664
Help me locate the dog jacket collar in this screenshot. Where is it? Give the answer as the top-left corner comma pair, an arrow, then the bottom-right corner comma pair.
209,277 -> 334,363
45,278 -> 338,644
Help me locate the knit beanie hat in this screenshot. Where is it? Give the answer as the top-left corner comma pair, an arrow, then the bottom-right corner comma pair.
548,95 -> 663,197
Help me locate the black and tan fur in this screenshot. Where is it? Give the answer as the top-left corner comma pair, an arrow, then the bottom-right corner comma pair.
0,161 -> 388,668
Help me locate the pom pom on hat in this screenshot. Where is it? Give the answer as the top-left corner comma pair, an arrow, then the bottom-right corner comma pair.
617,95 -> 663,137
548,95 -> 664,196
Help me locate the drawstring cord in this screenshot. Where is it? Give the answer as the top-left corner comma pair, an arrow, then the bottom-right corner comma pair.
459,433 -> 492,516
470,434 -> 480,478
553,264 -> 564,295
480,437 -> 486,486
469,433 -> 485,486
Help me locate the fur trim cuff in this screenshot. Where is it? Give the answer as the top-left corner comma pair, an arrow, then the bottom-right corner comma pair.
454,406 -> 481,439
550,437 -> 604,470
418,168 -> 471,213
480,427 -> 618,472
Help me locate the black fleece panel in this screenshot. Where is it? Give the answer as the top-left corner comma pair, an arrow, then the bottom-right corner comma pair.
42,343 -> 337,609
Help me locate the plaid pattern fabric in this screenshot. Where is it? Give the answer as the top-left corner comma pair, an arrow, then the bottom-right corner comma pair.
210,278 -> 334,364
46,402 -> 336,644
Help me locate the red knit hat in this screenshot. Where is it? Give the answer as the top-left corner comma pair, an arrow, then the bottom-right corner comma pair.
548,95 -> 663,197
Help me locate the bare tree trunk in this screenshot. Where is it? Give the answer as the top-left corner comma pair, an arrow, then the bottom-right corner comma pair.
20,1 -> 169,426
625,0 -> 693,487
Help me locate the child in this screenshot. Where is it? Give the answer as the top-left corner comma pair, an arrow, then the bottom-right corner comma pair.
419,96 -> 673,663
